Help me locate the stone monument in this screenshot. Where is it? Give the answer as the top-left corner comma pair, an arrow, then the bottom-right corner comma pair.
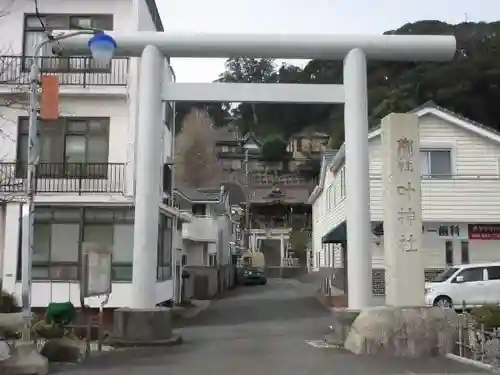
344,114 -> 460,357
381,113 -> 425,307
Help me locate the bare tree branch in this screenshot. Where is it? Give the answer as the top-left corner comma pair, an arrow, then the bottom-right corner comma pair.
175,108 -> 224,188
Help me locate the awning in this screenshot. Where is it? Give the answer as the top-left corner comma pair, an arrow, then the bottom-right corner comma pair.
321,221 -> 347,243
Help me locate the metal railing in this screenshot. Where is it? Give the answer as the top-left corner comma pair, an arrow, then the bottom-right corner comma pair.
454,302 -> 500,369
0,162 -> 125,194
0,56 -> 129,87
282,257 -> 300,267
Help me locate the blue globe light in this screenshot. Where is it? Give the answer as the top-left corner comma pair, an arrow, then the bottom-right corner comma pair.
88,33 -> 117,65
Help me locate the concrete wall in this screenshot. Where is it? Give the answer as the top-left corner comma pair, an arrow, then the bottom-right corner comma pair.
183,265 -> 236,300
183,266 -> 218,300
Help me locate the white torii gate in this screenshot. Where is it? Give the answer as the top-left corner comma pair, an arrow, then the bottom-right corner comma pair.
61,32 -> 456,310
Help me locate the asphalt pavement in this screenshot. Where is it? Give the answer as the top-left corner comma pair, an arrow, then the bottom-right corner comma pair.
52,278 -> 489,375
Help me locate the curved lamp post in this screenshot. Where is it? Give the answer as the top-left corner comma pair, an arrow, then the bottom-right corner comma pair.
21,31 -> 117,340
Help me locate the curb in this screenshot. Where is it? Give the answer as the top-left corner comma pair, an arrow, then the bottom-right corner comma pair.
315,293 -> 333,311
445,353 -> 498,372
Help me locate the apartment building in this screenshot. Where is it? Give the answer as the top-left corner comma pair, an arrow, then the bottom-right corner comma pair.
310,102 -> 500,297
0,0 -> 180,309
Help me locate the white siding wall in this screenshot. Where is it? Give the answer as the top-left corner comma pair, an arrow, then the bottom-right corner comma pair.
136,0 -> 157,31
312,163 -> 347,268
318,111 -> 500,271
369,114 -> 500,222
330,113 -> 500,224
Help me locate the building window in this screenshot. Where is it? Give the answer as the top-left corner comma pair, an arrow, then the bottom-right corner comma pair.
420,150 -> 452,178
202,243 -> 209,265
461,241 -> 469,264
17,117 -> 110,178
221,145 -> 229,152
18,207 -> 134,282
157,214 -> 173,280
209,254 -> 217,267
23,14 -> 113,71
445,240 -> 453,266
192,204 -> 207,216
232,160 -> 241,170
30,223 -> 80,280
163,101 -> 173,130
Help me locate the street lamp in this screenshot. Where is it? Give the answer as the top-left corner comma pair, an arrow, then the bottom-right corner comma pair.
21,30 -> 116,340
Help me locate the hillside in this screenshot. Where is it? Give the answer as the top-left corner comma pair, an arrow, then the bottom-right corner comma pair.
176,20 -> 500,148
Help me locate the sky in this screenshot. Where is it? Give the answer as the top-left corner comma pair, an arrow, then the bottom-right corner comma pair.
156,0 -> 500,83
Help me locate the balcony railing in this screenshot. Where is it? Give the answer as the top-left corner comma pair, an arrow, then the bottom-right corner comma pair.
0,56 -> 128,87
0,162 -> 125,194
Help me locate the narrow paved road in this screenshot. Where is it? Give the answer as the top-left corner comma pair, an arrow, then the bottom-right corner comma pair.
54,279 -> 487,375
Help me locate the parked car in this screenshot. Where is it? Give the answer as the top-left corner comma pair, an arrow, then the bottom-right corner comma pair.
425,262 -> 500,308
243,267 -> 267,285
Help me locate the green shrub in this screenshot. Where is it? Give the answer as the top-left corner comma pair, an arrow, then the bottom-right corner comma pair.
0,290 -> 21,313
470,305 -> 500,329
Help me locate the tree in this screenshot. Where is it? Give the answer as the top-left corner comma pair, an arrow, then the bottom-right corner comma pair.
260,134 -> 287,163
174,108 -> 223,188
214,21 -> 500,145
174,102 -> 231,130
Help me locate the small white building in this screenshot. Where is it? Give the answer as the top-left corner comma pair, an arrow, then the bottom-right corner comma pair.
175,187 -> 235,268
0,0 -> 183,309
309,102 -> 500,297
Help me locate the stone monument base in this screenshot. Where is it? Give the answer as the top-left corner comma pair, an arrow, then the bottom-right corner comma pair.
344,306 -> 459,357
1,343 -> 48,375
105,307 -> 182,347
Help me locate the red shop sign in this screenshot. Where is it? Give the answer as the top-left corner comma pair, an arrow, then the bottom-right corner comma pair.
468,224 -> 500,240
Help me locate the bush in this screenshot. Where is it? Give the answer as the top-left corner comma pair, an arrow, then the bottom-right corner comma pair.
0,290 -> 21,313
261,134 -> 287,162
470,305 -> 500,329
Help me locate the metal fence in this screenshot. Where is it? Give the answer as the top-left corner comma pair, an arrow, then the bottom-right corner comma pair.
454,301 -> 500,369
0,162 -> 126,194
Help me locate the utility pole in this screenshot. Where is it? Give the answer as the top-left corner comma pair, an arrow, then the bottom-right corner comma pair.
243,147 -> 250,250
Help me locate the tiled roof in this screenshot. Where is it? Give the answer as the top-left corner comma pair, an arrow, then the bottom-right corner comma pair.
214,127 -> 240,142
174,187 -> 220,202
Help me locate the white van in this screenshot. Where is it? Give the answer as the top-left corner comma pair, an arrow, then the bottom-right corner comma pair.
425,262 -> 500,308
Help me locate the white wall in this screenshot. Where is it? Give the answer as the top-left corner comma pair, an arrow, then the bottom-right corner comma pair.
311,164 -> 346,269
135,0 -> 157,31
324,112 -> 500,229
185,242 -> 206,266
13,280 -> 173,308
0,0 -> 136,54
0,97 -> 128,163
368,114 -> 500,222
